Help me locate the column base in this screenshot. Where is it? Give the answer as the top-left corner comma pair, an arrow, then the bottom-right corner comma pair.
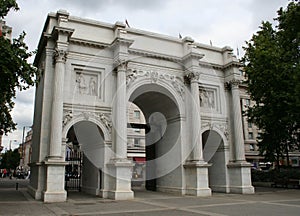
184,160 -> 212,197
43,191 -> 67,203
227,161 -> 255,194
108,190 -> 134,200
107,158 -> 134,200
42,159 -> 68,202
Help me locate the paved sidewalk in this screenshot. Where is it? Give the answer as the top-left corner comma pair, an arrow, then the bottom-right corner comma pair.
1,178 -> 300,216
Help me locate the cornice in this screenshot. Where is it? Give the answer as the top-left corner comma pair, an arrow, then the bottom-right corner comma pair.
111,37 -> 134,48
182,52 -> 204,62
70,38 -> 109,49
51,26 -> 74,39
128,48 -> 182,63
223,60 -> 243,70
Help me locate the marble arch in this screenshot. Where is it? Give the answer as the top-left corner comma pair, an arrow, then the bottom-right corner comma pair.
29,10 -> 254,203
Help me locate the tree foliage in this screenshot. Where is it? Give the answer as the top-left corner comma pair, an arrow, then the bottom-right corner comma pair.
242,1 -> 300,165
0,149 -> 20,169
0,0 -> 38,135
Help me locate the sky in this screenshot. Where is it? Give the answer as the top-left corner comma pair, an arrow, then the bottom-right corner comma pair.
1,0 -> 288,151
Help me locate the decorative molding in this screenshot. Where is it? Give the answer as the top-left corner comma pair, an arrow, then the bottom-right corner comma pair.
126,68 -> 185,98
63,111 -> 73,126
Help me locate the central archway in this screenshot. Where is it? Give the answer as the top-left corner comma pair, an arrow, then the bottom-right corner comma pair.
128,83 -> 184,193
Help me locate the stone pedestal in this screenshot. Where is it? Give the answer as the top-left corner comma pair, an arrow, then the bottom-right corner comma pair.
107,159 -> 134,200
227,162 -> 255,194
184,161 -> 212,196
42,159 -> 68,202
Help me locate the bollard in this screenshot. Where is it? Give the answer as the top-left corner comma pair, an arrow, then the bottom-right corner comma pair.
16,182 -> 19,190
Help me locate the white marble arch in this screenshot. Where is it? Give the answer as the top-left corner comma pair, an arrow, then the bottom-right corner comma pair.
30,10 -> 254,202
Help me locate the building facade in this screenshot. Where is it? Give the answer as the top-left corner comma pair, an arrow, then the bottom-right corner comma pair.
19,129 -> 33,172
30,10 -> 254,203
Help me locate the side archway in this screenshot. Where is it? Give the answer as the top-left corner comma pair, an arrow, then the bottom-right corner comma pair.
202,129 -> 229,193
64,118 -> 109,196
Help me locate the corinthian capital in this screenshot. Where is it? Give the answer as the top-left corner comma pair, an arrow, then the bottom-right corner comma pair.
225,79 -> 241,90
230,79 -> 241,89
184,71 -> 200,84
114,58 -> 128,72
53,48 -> 68,64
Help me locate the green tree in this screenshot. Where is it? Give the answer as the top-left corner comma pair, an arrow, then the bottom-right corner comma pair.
0,149 -> 20,169
0,0 -> 38,135
242,1 -> 300,168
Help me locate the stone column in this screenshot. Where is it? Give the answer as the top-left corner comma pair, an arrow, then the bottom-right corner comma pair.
227,79 -> 254,194
189,72 -> 203,161
230,79 -> 246,162
183,71 -> 211,197
42,47 -> 68,203
48,48 -> 67,159
115,62 -> 127,159
107,61 -> 134,200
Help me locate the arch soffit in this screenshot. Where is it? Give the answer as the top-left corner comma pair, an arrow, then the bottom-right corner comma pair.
62,115 -> 111,142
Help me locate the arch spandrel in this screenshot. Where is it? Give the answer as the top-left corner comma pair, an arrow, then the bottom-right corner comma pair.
126,70 -> 186,116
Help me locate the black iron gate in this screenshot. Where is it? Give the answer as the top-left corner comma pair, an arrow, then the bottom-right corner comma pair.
65,150 -> 83,191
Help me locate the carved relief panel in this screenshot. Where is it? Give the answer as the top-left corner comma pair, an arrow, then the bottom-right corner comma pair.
76,72 -> 98,96
73,66 -> 104,100
199,86 -> 220,113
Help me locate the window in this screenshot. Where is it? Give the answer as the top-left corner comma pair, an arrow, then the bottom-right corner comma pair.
248,132 -> 253,140
239,69 -> 244,76
134,110 -> 140,119
257,133 -> 262,139
245,99 -> 250,107
248,122 -> 252,128
250,144 -> 255,151
134,138 -> 140,147
133,128 -> 141,133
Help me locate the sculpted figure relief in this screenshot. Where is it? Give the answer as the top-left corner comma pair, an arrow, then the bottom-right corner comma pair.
200,90 -> 215,108
76,73 -> 87,94
89,77 -> 97,96
76,73 -> 98,96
